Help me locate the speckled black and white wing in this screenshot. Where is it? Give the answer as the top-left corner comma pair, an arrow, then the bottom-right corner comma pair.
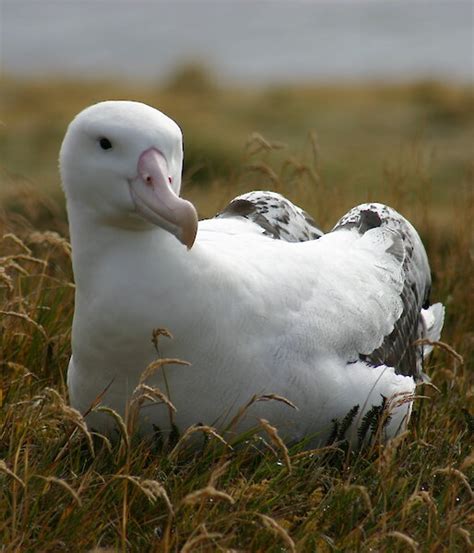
216,190 -> 323,242
332,203 -> 444,381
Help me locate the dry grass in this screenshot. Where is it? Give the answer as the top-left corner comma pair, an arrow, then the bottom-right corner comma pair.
0,76 -> 473,551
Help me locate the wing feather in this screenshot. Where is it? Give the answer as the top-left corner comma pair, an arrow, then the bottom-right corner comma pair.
331,202 -> 442,380
216,190 -> 323,242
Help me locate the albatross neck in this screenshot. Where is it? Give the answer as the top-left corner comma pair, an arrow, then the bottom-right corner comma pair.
67,206 -> 190,292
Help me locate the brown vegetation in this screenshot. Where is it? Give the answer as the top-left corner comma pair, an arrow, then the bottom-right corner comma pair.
0,76 -> 472,551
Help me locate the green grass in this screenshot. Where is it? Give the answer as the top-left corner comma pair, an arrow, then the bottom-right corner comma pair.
0,75 -> 473,551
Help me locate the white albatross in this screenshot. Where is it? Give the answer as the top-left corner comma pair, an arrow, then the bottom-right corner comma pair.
60,100 -> 444,446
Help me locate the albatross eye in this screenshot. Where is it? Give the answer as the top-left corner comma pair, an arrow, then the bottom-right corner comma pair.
99,137 -> 112,150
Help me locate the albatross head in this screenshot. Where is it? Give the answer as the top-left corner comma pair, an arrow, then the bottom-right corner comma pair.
60,100 -> 198,249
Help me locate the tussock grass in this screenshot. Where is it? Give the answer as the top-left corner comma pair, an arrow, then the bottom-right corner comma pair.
0,77 -> 473,551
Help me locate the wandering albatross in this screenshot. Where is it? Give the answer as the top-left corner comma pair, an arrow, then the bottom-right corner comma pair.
60,100 -> 444,446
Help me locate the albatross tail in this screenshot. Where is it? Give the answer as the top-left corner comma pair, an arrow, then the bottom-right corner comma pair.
420,302 -> 445,359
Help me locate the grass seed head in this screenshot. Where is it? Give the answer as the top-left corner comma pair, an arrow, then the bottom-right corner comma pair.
258,513 -> 296,553
181,485 -> 235,506
34,475 -> 82,506
139,357 -> 191,385
169,424 -> 231,459
0,459 -> 25,488
259,418 -> 292,474
180,526 -> 223,553
383,530 -> 419,552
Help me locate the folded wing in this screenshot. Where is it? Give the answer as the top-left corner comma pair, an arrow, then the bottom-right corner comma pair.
330,202 -> 444,380
216,190 -> 323,242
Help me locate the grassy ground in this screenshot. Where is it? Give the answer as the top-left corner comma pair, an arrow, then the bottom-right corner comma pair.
0,75 -> 473,551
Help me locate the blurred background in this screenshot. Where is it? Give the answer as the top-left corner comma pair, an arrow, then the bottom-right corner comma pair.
1,0 -> 473,231
3,1 -> 472,82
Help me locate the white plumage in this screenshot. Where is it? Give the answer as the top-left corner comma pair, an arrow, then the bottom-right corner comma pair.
60,101 -> 444,446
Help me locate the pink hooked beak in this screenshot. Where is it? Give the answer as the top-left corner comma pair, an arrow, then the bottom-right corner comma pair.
129,148 -> 198,249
